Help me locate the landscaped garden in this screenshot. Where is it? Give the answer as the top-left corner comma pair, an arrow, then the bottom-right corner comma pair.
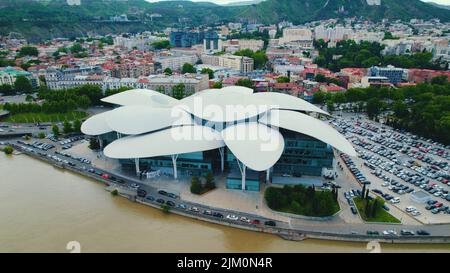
354,196 -> 400,223
265,185 -> 340,217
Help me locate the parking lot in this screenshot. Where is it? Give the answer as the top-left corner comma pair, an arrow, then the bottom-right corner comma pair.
330,112 -> 450,224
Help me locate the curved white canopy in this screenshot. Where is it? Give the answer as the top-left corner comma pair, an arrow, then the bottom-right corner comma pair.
220,86 -> 254,95
104,105 -> 193,135
221,122 -> 285,171
259,110 -> 356,156
104,125 -> 225,159
179,92 -> 271,123
101,89 -> 179,107
253,92 -> 329,115
81,112 -> 112,136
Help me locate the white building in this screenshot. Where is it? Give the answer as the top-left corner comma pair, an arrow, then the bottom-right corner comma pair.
154,55 -> 199,71
201,54 -> 254,74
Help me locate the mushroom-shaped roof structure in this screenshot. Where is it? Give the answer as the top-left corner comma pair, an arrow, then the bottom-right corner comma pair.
222,122 -> 285,171
104,105 -> 193,135
259,109 -> 357,157
83,87 -> 356,173
80,111 -> 112,136
101,89 -> 179,107
104,125 -> 225,159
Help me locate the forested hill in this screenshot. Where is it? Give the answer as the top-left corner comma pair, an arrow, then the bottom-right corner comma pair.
0,0 -> 449,41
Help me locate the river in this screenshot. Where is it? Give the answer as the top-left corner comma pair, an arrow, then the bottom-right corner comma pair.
1,154 -> 449,253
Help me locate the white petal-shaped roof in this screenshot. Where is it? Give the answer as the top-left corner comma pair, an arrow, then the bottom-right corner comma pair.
220,86 -> 254,95
179,92 -> 271,123
221,122 -> 285,171
101,89 -> 179,107
259,110 -> 356,156
81,112 -> 112,136
189,86 -> 253,99
253,92 -> 329,115
104,105 -> 193,135
104,125 -> 225,159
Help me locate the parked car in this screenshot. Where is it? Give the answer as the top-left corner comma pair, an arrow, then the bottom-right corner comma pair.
264,221 -> 276,227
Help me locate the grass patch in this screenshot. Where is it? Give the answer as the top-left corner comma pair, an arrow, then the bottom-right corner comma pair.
265,185 -> 340,217
3,111 -> 88,123
354,196 -> 401,223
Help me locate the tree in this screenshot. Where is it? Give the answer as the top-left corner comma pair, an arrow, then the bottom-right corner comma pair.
181,63 -> 196,74
326,100 -> 335,114
204,172 -> 216,190
0,84 -> 13,95
431,75 -> 448,85
315,74 -> 327,83
70,43 -> 84,53
52,124 -> 60,137
89,138 -> 100,150
163,68 -> 172,75
151,40 -> 170,50
172,84 -> 185,100
3,146 -> 13,155
212,81 -> 222,89
14,76 -> 33,93
236,78 -> 254,89
63,120 -> 72,134
366,98 -> 382,120
201,68 -> 214,79
312,91 -> 326,104
72,120 -> 81,133
38,132 -> 46,139
19,46 -> 38,57
190,176 -> 203,194
276,76 -> 290,83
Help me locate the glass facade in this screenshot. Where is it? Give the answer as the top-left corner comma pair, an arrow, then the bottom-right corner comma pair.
274,129 -> 333,176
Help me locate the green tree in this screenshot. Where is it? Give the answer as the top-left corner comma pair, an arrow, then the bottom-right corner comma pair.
212,81 -> 222,89
172,83 -> 185,100
72,120 -> 81,133
14,76 -> 33,93
63,120 -> 73,134
201,68 -> 214,79
236,78 -> 254,89
38,132 -> 46,139
151,40 -> 170,50
204,172 -> 216,190
276,76 -> 290,83
181,63 -> 196,74
190,176 -> 203,194
431,75 -> 448,85
312,91 -> 326,104
366,98 -> 382,120
89,138 -> 100,150
19,46 -> 38,57
3,146 -> 13,155
163,68 -> 172,75
52,124 -> 60,137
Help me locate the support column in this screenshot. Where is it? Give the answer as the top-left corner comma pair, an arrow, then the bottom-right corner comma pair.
97,136 -> 103,149
236,159 -> 246,192
135,158 -> 140,175
219,147 -> 225,173
116,132 -> 121,139
266,168 -> 270,184
171,154 -> 179,180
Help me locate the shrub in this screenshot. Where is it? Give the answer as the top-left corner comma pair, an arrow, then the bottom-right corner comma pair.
3,146 -> 13,155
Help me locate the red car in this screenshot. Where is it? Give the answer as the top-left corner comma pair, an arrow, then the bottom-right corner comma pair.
251,219 -> 261,225
435,203 -> 443,208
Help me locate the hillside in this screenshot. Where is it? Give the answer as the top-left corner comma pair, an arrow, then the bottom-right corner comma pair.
237,0 -> 450,24
0,0 -> 448,42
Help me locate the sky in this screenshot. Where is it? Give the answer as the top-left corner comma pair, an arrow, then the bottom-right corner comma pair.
146,0 -> 450,5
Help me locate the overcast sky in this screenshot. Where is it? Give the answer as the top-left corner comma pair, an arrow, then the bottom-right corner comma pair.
146,0 -> 450,5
